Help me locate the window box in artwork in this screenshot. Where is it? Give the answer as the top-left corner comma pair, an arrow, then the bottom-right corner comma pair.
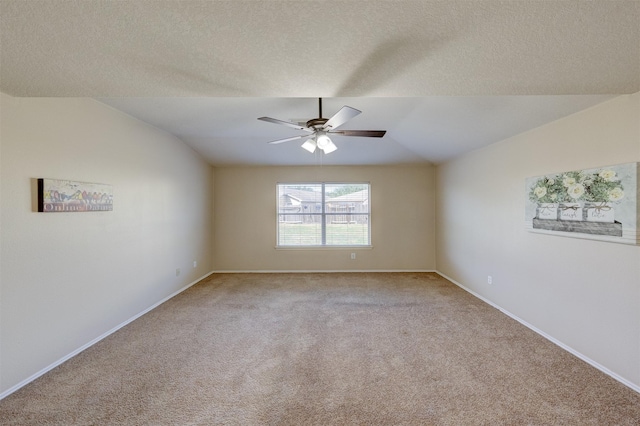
536,203 -> 558,220
584,202 -> 615,223
559,203 -> 583,221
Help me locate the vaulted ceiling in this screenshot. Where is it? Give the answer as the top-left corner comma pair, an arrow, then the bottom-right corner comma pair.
1,1 -> 638,165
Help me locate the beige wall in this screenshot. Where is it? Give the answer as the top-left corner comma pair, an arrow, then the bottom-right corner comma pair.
436,93 -> 640,388
213,165 -> 436,271
0,93 -> 214,394
3,91 -> 637,395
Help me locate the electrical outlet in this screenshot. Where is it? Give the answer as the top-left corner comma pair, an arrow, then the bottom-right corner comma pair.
193,261 -> 197,268
176,268 -> 181,277
487,275 -> 492,285
351,253 -> 356,260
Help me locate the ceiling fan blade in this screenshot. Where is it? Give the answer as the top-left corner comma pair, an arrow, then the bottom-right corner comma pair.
322,106 -> 361,130
258,117 -> 313,132
267,134 -> 312,145
330,130 -> 386,138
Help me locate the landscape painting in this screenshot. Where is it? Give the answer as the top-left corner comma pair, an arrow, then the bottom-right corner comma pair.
524,162 -> 639,245
37,178 -> 113,212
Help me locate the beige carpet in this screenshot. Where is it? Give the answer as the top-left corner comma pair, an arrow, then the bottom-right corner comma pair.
1,272 -> 639,425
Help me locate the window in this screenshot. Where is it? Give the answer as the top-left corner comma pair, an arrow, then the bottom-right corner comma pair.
277,183 -> 370,247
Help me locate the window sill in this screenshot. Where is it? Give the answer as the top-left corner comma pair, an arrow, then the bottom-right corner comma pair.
275,245 -> 373,250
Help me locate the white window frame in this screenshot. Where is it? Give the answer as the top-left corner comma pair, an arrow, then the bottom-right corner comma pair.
276,182 -> 371,248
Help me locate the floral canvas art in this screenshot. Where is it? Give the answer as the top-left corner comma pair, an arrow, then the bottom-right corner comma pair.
525,162 -> 639,245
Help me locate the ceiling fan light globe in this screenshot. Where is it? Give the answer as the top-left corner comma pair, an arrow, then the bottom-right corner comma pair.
301,139 -> 317,153
316,132 -> 331,149
322,140 -> 338,154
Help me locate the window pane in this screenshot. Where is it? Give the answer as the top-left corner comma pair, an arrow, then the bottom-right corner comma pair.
278,218 -> 322,246
325,215 -> 370,245
325,184 -> 368,204
277,182 -> 370,247
278,184 -> 322,214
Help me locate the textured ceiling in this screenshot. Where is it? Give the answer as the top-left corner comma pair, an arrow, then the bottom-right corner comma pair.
1,1 -> 638,165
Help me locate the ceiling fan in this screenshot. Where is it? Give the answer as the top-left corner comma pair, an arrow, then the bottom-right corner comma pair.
258,98 -> 386,154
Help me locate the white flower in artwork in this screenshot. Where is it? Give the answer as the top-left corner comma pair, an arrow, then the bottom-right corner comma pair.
599,170 -> 618,182
547,178 -> 555,185
534,186 -> 547,199
563,176 -> 576,187
550,193 -> 558,201
567,184 -> 585,199
609,187 -> 625,201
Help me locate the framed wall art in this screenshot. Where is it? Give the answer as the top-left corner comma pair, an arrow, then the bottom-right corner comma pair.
37,178 -> 113,212
524,162 -> 639,245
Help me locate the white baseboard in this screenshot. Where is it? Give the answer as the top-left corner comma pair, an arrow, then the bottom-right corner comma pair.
435,270 -> 640,394
0,271 -> 214,401
5,269 -> 637,399
212,269 -> 437,273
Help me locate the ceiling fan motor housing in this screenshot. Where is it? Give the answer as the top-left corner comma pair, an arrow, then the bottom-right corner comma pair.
259,98 -> 385,149
306,118 -> 328,130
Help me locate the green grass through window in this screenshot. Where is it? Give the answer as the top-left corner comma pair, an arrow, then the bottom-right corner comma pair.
278,223 -> 369,246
